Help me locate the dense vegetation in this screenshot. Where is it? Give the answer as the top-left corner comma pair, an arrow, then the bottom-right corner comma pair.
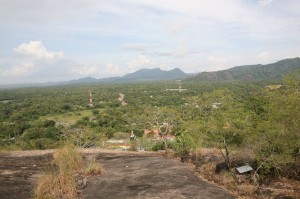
0,71 -> 299,181
192,57 -> 300,82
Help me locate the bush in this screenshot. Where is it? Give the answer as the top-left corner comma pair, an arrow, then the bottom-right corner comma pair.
43,120 -> 56,128
92,109 -> 99,115
137,139 -> 155,151
44,127 -> 62,140
113,132 -> 129,140
151,140 -> 165,151
32,138 -> 60,150
173,131 -> 196,155
22,128 -> 42,140
131,128 -> 144,137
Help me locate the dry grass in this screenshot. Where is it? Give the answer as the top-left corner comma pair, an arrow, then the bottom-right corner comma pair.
53,144 -> 83,175
34,145 -> 107,199
34,173 -> 77,199
198,162 -> 300,199
235,184 -> 259,199
198,163 -> 259,198
34,144 -> 83,199
195,150 -> 300,199
84,158 -> 105,176
217,171 -> 236,186
198,162 -> 216,180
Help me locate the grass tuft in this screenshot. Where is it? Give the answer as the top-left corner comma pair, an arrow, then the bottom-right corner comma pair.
34,173 -> 77,199
53,144 -> 83,175
34,144 -> 105,199
34,144 -> 82,199
84,158 -> 105,176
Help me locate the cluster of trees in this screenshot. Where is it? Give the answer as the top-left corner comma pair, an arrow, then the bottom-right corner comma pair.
0,72 -> 299,179
179,73 -> 299,179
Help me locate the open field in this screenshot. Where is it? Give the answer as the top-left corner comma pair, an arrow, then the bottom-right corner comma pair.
38,109 -> 94,126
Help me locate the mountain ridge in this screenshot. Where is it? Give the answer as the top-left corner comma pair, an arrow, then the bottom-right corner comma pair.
190,57 -> 300,82
1,57 -> 300,88
122,67 -> 188,81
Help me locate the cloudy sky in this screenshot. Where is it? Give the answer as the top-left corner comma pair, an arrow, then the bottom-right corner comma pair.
1,0 -> 300,84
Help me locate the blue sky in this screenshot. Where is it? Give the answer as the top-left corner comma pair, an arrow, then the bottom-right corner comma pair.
1,0 -> 300,84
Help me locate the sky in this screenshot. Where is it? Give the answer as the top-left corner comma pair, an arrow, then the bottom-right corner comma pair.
1,0 -> 300,84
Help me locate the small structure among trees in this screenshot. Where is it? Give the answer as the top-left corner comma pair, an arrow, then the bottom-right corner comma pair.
89,90 -> 93,108
166,80 -> 187,92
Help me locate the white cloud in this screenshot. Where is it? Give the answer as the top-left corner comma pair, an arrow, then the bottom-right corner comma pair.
159,63 -> 172,71
258,51 -> 273,64
71,63 -> 123,77
126,55 -> 151,72
172,45 -> 189,58
3,62 -> 36,77
258,51 -> 270,59
138,41 -> 206,58
105,63 -> 122,76
1,0 -> 300,84
1,41 -> 68,82
71,65 -> 100,76
134,0 -> 244,22
122,43 -> 154,51
14,41 -> 65,62
258,0 -> 274,6
180,62 -> 202,73
207,55 -> 228,71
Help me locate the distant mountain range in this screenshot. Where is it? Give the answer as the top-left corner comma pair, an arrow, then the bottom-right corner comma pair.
65,68 -> 189,84
122,68 -> 188,80
1,57 -> 299,88
191,57 -> 300,82
65,57 -> 300,84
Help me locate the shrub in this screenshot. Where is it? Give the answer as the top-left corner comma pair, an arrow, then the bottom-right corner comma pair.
113,132 -> 129,140
138,139 -> 156,151
22,128 -> 42,140
92,109 -> 99,115
32,138 -> 60,150
43,120 -> 56,128
173,131 -> 196,155
151,140 -> 165,151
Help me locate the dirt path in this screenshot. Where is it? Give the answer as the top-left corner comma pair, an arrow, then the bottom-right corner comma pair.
83,153 -> 236,199
0,150 -> 236,199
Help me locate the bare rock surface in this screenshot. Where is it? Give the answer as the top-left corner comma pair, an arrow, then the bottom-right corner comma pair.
83,153 -> 236,199
0,152 -> 52,199
0,150 -> 236,199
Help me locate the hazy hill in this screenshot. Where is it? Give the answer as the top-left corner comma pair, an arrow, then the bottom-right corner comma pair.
122,68 -> 188,81
72,68 -> 188,84
0,68 -> 189,88
67,77 -> 98,84
2,58 -> 300,88
191,57 -> 300,82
